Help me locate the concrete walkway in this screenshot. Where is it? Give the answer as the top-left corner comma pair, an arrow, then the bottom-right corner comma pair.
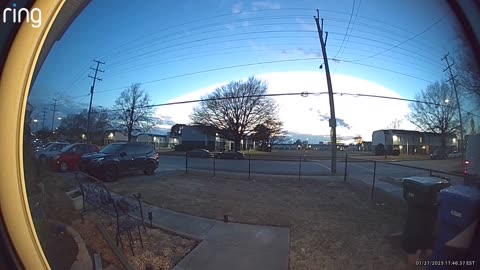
110,193 -> 290,270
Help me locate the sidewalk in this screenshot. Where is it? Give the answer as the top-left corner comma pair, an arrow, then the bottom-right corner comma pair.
110,193 -> 290,270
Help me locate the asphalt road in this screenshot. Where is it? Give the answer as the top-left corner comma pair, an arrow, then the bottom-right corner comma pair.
157,155 -> 465,186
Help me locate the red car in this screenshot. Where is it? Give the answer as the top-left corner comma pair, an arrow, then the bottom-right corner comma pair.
50,143 -> 100,172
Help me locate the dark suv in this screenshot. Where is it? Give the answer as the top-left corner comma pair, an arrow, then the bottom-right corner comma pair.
80,142 -> 159,181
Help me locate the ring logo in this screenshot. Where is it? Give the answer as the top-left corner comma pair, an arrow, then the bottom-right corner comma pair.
2,3 -> 42,28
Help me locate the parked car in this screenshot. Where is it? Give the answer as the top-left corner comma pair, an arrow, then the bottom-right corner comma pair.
50,143 -> 100,172
447,151 -> 462,159
465,134 -> 480,184
79,142 -> 159,181
215,151 -> 246,160
188,149 -> 213,158
430,149 -> 447,160
35,142 -> 70,163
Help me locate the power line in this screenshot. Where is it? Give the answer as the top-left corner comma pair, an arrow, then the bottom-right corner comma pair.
107,29 -> 317,68
337,59 -> 435,83
332,0 -> 356,60
97,9 -> 315,60
102,15 -> 313,62
352,14 -> 446,62
331,0 -> 362,77
104,45 -> 440,80
95,57 -> 325,95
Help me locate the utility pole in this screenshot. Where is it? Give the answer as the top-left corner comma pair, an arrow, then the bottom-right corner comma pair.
42,107 -> 48,130
86,59 -> 105,142
50,98 -> 58,131
315,9 -> 337,174
442,53 -> 464,165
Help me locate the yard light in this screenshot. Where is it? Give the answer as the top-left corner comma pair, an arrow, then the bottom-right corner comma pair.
57,117 -> 62,120
393,135 -> 398,142
452,138 -> 456,143
33,119 -> 38,122
445,99 -> 450,103
422,146 -> 426,149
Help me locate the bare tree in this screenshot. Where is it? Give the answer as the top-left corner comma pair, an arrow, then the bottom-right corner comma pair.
191,76 -> 280,151
407,81 -> 460,148
388,118 -> 403,129
113,83 -> 155,142
57,107 -> 110,143
455,50 -> 480,105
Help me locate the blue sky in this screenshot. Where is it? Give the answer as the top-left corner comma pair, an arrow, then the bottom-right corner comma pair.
28,0 -> 468,140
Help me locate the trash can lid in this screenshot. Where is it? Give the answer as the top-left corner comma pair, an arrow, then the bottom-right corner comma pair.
402,176 -> 450,187
440,185 -> 480,202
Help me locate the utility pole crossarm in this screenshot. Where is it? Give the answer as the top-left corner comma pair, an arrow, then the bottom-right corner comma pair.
86,59 -> 105,143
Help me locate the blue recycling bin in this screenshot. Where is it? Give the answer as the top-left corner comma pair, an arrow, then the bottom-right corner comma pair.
428,185 -> 480,270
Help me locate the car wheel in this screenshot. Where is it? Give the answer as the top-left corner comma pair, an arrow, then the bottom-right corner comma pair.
103,165 -> 118,181
59,162 -> 69,172
144,163 -> 155,175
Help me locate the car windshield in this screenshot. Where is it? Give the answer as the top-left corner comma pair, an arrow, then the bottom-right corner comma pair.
100,144 -> 125,154
51,144 -> 68,151
60,144 -> 75,152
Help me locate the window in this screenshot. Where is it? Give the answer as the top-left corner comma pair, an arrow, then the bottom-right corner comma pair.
420,137 -> 423,143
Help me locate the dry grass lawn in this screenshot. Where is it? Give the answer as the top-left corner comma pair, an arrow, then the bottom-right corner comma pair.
106,171 -> 415,270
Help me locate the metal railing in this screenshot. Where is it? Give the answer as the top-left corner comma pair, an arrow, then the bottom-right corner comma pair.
343,154 -> 470,200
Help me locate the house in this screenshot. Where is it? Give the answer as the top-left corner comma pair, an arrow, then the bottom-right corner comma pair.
104,129 -> 129,145
136,133 -> 168,148
181,125 -> 233,151
372,129 -> 456,155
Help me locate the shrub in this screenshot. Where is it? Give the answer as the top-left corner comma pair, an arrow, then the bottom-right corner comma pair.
174,144 -> 194,151
374,144 -> 386,156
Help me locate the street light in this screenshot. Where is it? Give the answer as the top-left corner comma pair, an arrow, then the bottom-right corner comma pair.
57,117 -> 62,120
445,99 -> 450,103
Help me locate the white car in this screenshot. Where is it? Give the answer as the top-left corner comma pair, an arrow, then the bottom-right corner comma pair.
35,142 -> 70,163
447,151 -> 462,159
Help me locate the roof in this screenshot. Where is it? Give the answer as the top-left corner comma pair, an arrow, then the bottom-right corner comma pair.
374,129 -> 444,136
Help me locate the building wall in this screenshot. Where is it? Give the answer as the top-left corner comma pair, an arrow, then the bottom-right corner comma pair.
182,126 -> 216,142
372,129 -> 457,155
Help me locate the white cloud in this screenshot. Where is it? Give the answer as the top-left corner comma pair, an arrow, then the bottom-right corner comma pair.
232,2 -> 243,13
295,18 -> 317,31
154,82 -> 228,125
252,1 -> 280,10
155,72 -> 416,141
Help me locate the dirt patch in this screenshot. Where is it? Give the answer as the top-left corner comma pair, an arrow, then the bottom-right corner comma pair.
106,171 -> 416,270
73,213 -> 197,270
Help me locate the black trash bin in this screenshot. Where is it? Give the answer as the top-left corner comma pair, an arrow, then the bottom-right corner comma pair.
401,176 -> 451,254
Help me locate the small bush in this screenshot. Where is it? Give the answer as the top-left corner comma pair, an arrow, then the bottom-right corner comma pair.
174,144 -> 194,151
374,144 -> 386,156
